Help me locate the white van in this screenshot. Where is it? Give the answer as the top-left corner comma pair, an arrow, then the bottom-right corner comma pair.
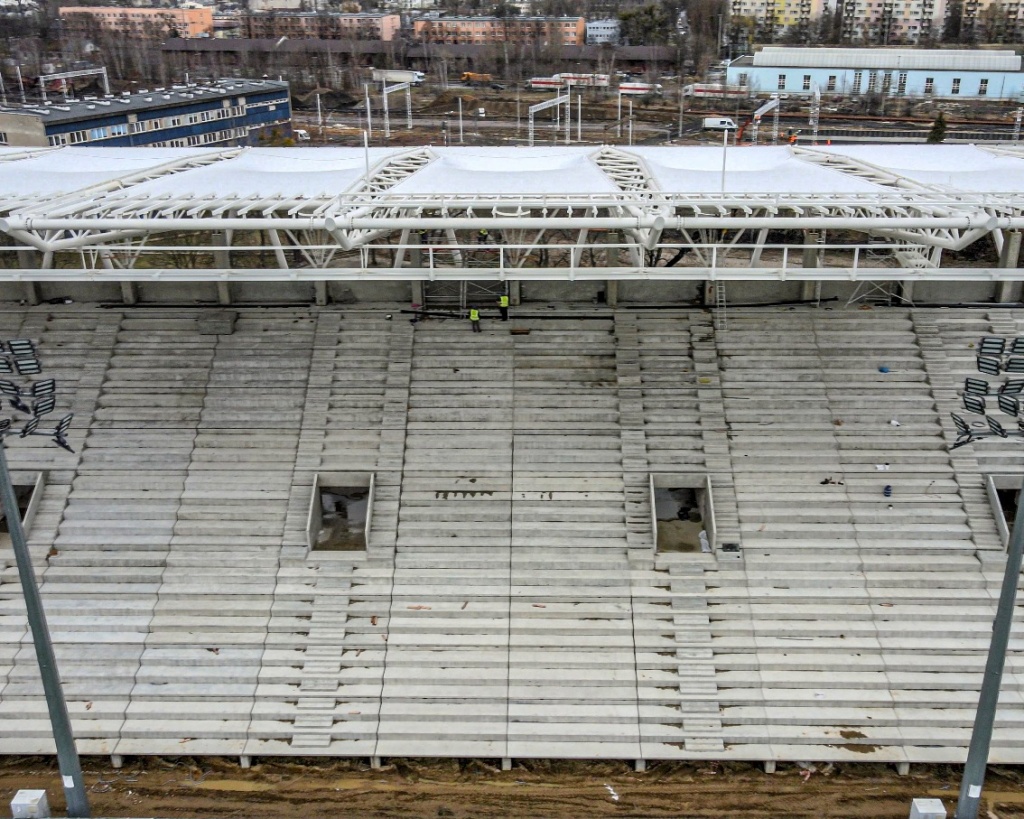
293,129 -> 311,142
702,117 -> 737,130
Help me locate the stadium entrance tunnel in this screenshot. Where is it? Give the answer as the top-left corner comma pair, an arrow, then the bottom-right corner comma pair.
986,473 -> 1021,550
651,473 -> 715,554
307,472 -> 373,554
0,472 -> 46,548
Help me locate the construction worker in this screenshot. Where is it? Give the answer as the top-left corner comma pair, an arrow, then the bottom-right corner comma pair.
469,305 -> 481,333
497,293 -> 509,321
477,228 -> 489,244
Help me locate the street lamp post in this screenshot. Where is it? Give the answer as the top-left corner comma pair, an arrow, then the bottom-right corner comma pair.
0,338 -> 88,817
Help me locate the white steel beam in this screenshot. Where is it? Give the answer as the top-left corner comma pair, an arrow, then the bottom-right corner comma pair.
0,265 -> 1022,282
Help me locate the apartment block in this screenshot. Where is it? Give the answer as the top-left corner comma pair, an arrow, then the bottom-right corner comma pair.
413,16 -> 585,46
59,5 -> 214,38
243,12 -> 401,41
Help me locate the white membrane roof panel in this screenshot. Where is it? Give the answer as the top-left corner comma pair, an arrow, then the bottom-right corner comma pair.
815,144 -> 1024,192
386,147 -> 621,195
105,147 -> 407,201
630,146 -> 885,194
0,146 -> 204,197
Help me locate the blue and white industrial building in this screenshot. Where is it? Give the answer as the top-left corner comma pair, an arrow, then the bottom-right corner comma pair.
726,47 -> 1024,100
0,78 -> 291,148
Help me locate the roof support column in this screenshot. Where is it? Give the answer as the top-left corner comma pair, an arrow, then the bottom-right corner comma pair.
120,283 -> 138,305
801,231 -> 822,302
16,249 -> 39,306
409,234 -> 425,307
998,230 -> 1022,303
607,231 -> 619,308
213,231 -> 231,305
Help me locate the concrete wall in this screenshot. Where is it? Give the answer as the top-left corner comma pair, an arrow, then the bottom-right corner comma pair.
0,113 -> 48,147
0,280 -> 1013,307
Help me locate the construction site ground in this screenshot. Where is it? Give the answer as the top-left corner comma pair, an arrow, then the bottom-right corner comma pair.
2,757 -> 1024,817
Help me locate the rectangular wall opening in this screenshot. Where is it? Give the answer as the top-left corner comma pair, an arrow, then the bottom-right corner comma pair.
986,474 -> 1021,550
0,472 -> 46,546
308,472 -> 374,554
651,473 -> 716,554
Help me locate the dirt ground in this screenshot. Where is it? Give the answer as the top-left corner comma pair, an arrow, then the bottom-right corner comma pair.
2,757 -> 1024,818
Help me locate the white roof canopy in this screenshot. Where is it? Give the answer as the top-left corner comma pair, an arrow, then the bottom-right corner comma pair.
0,144 -> 1022,283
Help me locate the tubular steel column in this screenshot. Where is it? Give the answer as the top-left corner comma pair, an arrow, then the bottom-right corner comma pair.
0,444 -> 90,817
955,478 -> 1024,819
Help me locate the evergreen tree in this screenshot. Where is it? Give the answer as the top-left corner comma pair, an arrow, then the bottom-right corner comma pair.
927,112 -> 947,143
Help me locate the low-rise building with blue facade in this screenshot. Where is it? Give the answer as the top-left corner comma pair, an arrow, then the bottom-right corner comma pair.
0,78 -> 291,148
726,47 -> 1024,100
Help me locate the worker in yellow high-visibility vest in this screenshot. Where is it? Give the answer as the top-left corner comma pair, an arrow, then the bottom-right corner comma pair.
469,306 -> 481,333
498,293 -> 509,321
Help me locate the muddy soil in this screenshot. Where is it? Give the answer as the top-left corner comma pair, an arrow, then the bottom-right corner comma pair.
2,757 -> 1023,818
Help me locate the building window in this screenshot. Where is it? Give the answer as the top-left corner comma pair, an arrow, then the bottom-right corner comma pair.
802,74 -> 811,90
777,73 -> 786,90
924,76 -> 934,94
738,72 -> 748,86
979,78 -> 989,95
110,123 -> 128,137
0,131 -> 6,145
898,72 -> 907,94
952,77 -> 961,95
853,71 -> 863,93
867,71 -> 878,93
827,75 -> 837,91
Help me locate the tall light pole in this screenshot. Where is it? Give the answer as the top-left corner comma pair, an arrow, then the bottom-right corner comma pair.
0,338 -> 88,817
955,480 -> 1024,819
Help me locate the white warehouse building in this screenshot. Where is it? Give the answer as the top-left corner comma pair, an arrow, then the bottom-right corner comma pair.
727,47 -> 1024,99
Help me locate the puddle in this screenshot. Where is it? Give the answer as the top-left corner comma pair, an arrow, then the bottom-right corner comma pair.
193,780 -> 275,792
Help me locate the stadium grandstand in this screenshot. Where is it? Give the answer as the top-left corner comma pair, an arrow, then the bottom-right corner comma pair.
0,143 -> 1022,770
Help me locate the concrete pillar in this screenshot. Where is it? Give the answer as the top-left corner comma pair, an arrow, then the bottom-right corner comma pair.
213,232 -> 232,305
998,230 -> 1023,303
212,231 -> 230,268
763,760 -> 776,774
239,756 -> 252,769
315,281 -> 328,306
508,280 -> 521,306
120,282 -> 138,305
370,756 -> 382,769
896,761 -> 910,777
16,250 -> 40,305
801,231 -> 820,301
634,759 -> 646,772
501,758 -> 512,771
410,280 -> 424,306
607,231 -> 620,307
110,755 -> 123,769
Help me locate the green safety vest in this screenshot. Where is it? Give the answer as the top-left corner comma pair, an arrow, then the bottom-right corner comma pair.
469,309 -> 480,321
499,295 -> 509,307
